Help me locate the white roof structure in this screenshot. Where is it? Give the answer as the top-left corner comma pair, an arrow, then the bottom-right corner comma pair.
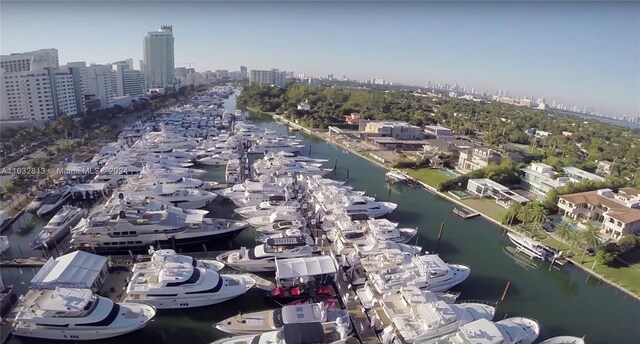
275,256 -> 337,280
71,183 -> 109,192
30,251 -> 108,290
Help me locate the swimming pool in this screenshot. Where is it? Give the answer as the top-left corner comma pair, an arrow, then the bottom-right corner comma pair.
439,168 -> 460,178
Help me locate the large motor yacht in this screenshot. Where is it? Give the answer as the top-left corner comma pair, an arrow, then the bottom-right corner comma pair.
71,196 -> 248,252
422,317 -> 540,344
123,183 -> 218,209
12,288 -> 155,341
124,255 -> 255,309
212,322 -> 354,344
217,237 -> 315,272
215,301 -> 350,335
30,205 -> 84,250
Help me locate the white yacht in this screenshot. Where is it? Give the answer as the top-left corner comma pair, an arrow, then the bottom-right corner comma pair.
318,195 -> 397,219
30,205 -> 84,250
217,237 -> 315,272
133,248 -> 225,272
212,322 -> 353,344
71,197 -> 248,252
256,220 -> 308,234
197,152 -> 241,166
246,211 -> 304,227
12,288 -> 155,341
36,187 -> 73,217
215,301 -> 350,335
248,138 -> 305,154
365,218 -> 417,244
123,184 -> 218,209
234,201 -> 299,219
381,286 -> 495,343
225,159 -> 242,184
257,228 -> 315,246
507,232 -> 556,261
134,173 -> 217,191
124,257 -> 255,309
423,317 -> 540,344
368,254 -> 470,293
538,336 -> 585,344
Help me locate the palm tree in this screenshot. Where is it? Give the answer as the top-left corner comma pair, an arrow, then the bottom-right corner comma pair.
554,222 -> 572,241
502,203 -> 522,226
579,222 -> 603,263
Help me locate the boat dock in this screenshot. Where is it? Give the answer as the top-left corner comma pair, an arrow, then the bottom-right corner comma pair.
334,269 -> 380,344
0,257 -> 48,267
451,206 -> 480,219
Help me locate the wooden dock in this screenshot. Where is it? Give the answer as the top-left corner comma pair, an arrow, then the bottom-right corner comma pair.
334,269 -> 380,344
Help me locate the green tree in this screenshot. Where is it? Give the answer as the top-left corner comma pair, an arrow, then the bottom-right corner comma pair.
596,243 -> 621,266
579,222 -> 602,263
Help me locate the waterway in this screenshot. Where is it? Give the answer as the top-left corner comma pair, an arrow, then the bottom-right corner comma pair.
3,93 -> 639,344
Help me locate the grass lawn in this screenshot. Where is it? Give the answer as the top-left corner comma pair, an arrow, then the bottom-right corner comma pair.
460,198 -> 508,223
539,234 -> 640,297
404,168 -> 451,188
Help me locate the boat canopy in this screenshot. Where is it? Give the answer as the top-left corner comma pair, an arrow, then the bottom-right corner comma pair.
275,256 -> 337,280
281,322 -> 325,344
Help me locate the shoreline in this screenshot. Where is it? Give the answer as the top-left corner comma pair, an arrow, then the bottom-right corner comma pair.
246,107 -> 640,302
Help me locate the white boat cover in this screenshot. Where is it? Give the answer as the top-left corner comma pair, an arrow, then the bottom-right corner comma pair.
275,256 -> 337,280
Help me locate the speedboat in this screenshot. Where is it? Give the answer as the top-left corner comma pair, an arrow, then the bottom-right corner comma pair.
36,187 -> 72,217
217,237 -> 315,272
30,205 -> 84,250
212,321 -> 353,344
124,256 -> 255,309
215,301 -> 350,335
507,232 -> 556,261
422,317 -> 540,344
12,288 -> 155,341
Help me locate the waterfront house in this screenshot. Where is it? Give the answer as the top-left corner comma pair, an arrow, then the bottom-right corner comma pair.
297,99 -> 311,111
344,113 -> 361,125
596,160 -> 614,176
466,178 -> 529,208
521,163 -> 605,200
557,187 -> 640,240
456,148 -> 502,174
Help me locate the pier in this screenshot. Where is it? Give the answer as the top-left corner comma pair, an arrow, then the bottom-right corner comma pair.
451,206 -> 480,219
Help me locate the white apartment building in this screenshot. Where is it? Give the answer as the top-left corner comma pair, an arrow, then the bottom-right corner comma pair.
1,48 -> 59,73
558,188 -> 640,240
1,67 -> 80,121
85,64 -> 117,109
143,25 -> 175,88
249,69 -> 286,88
596,160 -> 614,176
113,61 -> 146,96
521,163 -> 606,200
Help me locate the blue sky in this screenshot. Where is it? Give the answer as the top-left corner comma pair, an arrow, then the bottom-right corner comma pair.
1,1 -> 639,117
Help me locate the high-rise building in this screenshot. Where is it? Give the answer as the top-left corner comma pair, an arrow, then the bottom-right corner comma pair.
143,25 -> 175,88
249,69 -> 286,88
85,64 -> 117,110
1,67 -> 81,121
1,48 -> 59,73
112,61 -> 146,96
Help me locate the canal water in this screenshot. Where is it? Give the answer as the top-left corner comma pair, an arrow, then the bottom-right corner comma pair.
3,93 -> 639,343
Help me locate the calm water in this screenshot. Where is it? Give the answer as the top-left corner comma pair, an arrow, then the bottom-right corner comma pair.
3,93 -> 640,344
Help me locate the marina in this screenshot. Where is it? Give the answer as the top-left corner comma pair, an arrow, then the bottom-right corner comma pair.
0,90 -> 638,344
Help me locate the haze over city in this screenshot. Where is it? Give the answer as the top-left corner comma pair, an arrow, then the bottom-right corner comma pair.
1,0 -> 639,117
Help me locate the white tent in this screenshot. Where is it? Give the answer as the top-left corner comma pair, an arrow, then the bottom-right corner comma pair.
275,256 -> 337,280
30,251 -> 108,290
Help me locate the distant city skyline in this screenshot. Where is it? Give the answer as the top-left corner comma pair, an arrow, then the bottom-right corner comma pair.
1,1 -> 638,117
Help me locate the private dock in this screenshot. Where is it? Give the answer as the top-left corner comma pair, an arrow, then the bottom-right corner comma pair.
451,206 -> 480,219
